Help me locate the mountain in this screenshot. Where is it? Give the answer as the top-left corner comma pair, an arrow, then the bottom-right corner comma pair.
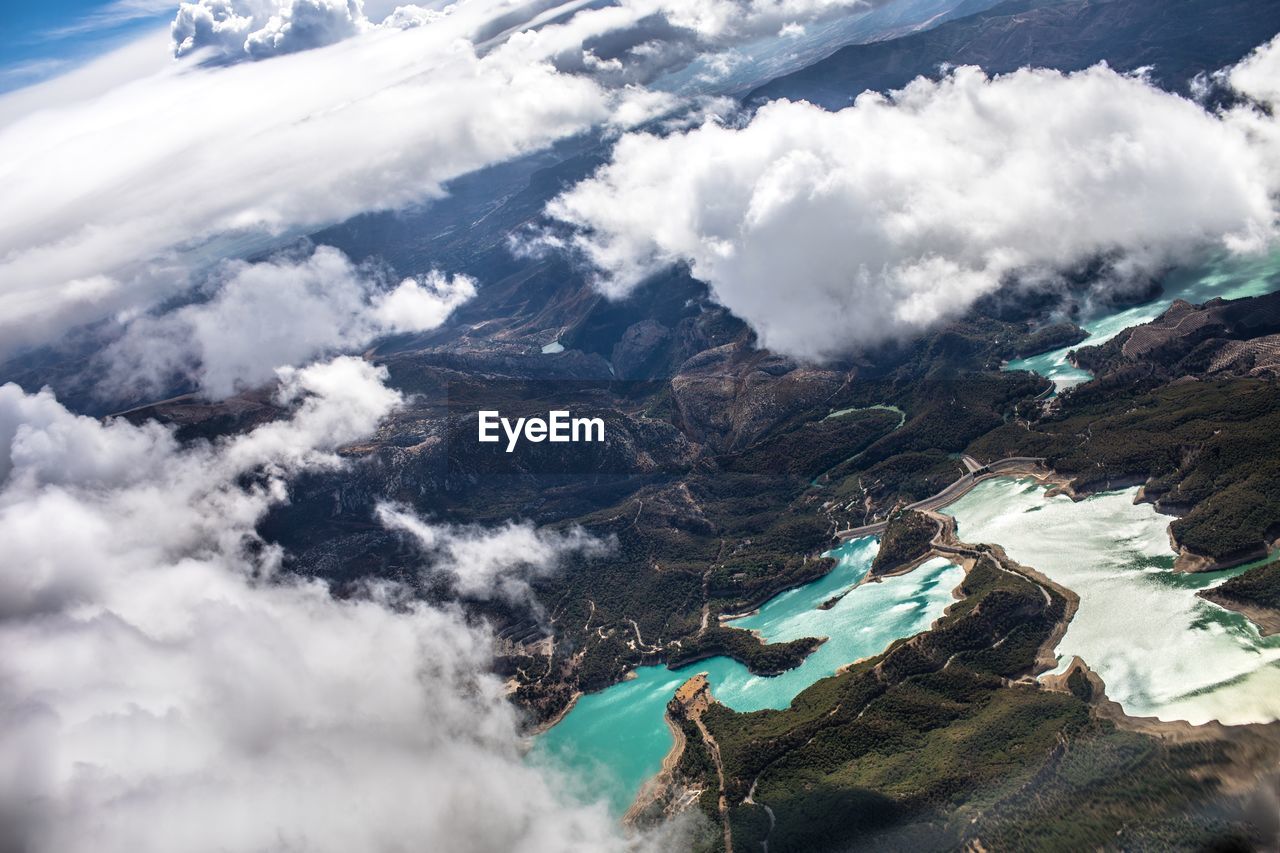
748,0 -> 1280,109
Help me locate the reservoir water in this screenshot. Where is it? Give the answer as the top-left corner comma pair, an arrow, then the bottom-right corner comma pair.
532,539 -> 964,815
1007,249 -> 1280,391
537,250 -> 1280,817
945,477 -> 1280,726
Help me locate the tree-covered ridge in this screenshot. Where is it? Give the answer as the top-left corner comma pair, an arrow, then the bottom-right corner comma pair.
1072,290 -> 1280,382
1200,558 -> 1280,636
692,556 -> 1274,852
1210,559 -> 1280,611
870,510 -> 939,577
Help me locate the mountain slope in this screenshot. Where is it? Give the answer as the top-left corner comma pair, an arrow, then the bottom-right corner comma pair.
748,0 -> 1280,109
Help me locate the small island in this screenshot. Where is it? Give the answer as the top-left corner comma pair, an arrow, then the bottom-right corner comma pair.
666,625 -> 824,675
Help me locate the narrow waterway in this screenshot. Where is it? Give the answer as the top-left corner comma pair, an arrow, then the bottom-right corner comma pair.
944,477 -> 1280,726
1007,249 -> 1280,390
532,538 -> 963,815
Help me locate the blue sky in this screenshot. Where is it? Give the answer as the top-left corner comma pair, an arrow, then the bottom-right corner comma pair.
0,0 -> 173,92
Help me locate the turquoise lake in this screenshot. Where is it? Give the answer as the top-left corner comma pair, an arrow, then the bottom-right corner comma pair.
1007,248 -> 1280,390
531,538 -> 964,816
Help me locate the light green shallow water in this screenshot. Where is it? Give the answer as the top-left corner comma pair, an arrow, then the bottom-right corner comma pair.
1007,249 -> 1280,390
824,403 -> 906,427
532,538 -> 964,815
945,477 -> 1280,726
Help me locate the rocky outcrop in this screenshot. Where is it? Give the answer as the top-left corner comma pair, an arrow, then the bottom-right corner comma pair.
1072,291 -> 1280,381
670,344 -> 849,452
611,320 -> 672,379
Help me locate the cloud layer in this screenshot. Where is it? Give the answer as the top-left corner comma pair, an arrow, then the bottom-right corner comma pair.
549,43 -> 1280,359
0,0 -> 891,360
171,0 -> 877,64
101,246 -> 475,399
0,358 -> 660,853
0,7 -> 620,355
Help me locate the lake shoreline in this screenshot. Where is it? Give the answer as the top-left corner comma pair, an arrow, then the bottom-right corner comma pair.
527,689 -> 583,738
533,540 -> 964,816
623,703 -> 688,826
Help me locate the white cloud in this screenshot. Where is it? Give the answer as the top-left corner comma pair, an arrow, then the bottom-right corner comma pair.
0,58 -> 73,85
0,357 -> 399,621
378,503 -> 612,603
1228,34 -> 1280,107
1224,36 -> 1280,194
547,56 -> 1280,360
0,384 -> 175,494
43,0 -> 177,38
380,2 -> 447,29
175,0 -> 876,64
100,246 -> 475,399
0,29 -> 173,127
646,0 -> 867,42
0,358 -> 666,853
172,0 -> 368,60
373,268 -> 477,331
484,0 -> 872,89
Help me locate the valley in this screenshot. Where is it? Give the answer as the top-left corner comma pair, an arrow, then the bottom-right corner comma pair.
7,0 -> 1280,849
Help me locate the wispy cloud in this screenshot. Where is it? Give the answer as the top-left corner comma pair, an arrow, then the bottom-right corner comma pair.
378,503 -> 612,604
0,57 -> 72,82
39,0 -> 177,39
